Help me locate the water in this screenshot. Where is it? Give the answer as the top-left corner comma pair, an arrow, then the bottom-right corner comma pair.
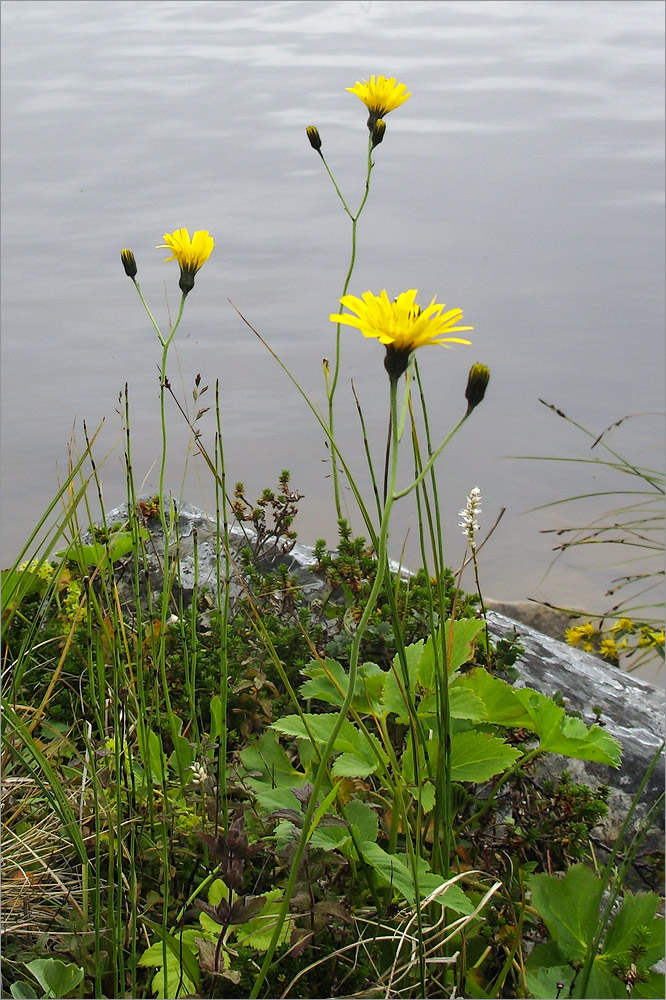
1,0 -> 664,660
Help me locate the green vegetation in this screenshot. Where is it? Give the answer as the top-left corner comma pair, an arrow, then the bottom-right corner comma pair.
2,73 -> 663,999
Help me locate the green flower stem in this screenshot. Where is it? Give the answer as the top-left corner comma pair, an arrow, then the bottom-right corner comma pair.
394,410 -> 470,501
322,139 -> 374,519
250,374 -> 401,1000
130,282 -> 188,788
214,385 -> 231,834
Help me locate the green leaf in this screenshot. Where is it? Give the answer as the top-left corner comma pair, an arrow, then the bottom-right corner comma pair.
239,730 -> 307,791
9,982 -> 39,1000
581,960 -> 628,999
450,729 -> 522,782
513,689 -> 622,766
632,970 -> 666,998
271,714 -> 386,778
231,889 -> 291,951
525,965 -> 575,999
136,727 -> 167,783
443,618 -> 488,674
24,959 -> 84,999
453,668 -> 533,727
449,682 -> 487,721
344,797 -> 378,843
359,842 -> 474,911
530,865 -> 603,961
454,670 -> 622,766
139,920 -> 200,996
601,892 -> 664,968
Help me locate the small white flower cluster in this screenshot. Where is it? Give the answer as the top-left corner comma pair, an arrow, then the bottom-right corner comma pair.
459,486 -> 482,547
189,760 -> 208,787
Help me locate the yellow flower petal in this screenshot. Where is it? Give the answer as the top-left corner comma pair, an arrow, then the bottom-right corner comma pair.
330,289 -> 472,355
347,75 -> 411,117
157,228 -> 215,294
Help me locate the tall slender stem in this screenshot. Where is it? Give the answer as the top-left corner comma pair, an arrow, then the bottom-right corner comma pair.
250,373 -> 401,999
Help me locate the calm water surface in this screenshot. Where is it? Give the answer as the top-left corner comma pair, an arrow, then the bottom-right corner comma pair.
1,0 -> 664,650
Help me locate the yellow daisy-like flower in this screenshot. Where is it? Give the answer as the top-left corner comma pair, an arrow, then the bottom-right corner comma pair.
330,289 -> 472,380
600,638 -> 619,660
157,228 -> 215,295
347,75 -> 411,128
611,617 -> 635,633
564,626 -> 583,648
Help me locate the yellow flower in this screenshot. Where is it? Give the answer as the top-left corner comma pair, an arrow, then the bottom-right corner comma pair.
157,228 -> 215,295
347,75 -> 411,128
600,638 -> 619,660
611,617 -> 635,633
330,289 -> 472,380
565,626 -> 582,648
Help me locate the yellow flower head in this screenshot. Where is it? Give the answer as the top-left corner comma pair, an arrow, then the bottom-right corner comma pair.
600,638 -> 619,661
157,228 -> 215,295
330,289 -> 472,379
347,75 -> 411,129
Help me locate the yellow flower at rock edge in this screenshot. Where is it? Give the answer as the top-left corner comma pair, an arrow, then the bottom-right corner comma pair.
157,228 -> 215,295
330,289 -> 472,380
347,75 -> 411,127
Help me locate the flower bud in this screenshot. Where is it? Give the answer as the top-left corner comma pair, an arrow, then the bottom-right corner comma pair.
120,249 -> 137,279
306,125 -> 322,151
383,344 -> 411,382
465,363 -> 490,414
370,119 -> 386,149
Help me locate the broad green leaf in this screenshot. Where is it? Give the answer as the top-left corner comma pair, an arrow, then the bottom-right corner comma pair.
232,889 -> 291,951
513,689 -> 622,766
300,658 -> 386,714
443,618 -> 488,674
253,785 -> 301,814
344,797 -> 378,843
450,729 -> 522,782
601,892 -> 664,968
136,727 -> 167,783
25,958 -> 84,998
299,658 -> 352,708
453,668 -> 533,727
138,926 -> 200,999
239,730 -> 307,791
9,982 -> 39,1000
456,670 -> 622,766
580,960 -> 629,999
530,865 -> 603,961
449,682 -> 487,721
331,750 -> 380,778
271,714 -> 386,777
360,843 -> 475,911
632,970 -> 666,998
525,965 -> 575,999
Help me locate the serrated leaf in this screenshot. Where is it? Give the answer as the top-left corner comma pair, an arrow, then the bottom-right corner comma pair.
513,689 -> 622,766
453,668 -> 533,726
331,751 -> 380,778
601,892 -> 664,968
450,729 -> 522,782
